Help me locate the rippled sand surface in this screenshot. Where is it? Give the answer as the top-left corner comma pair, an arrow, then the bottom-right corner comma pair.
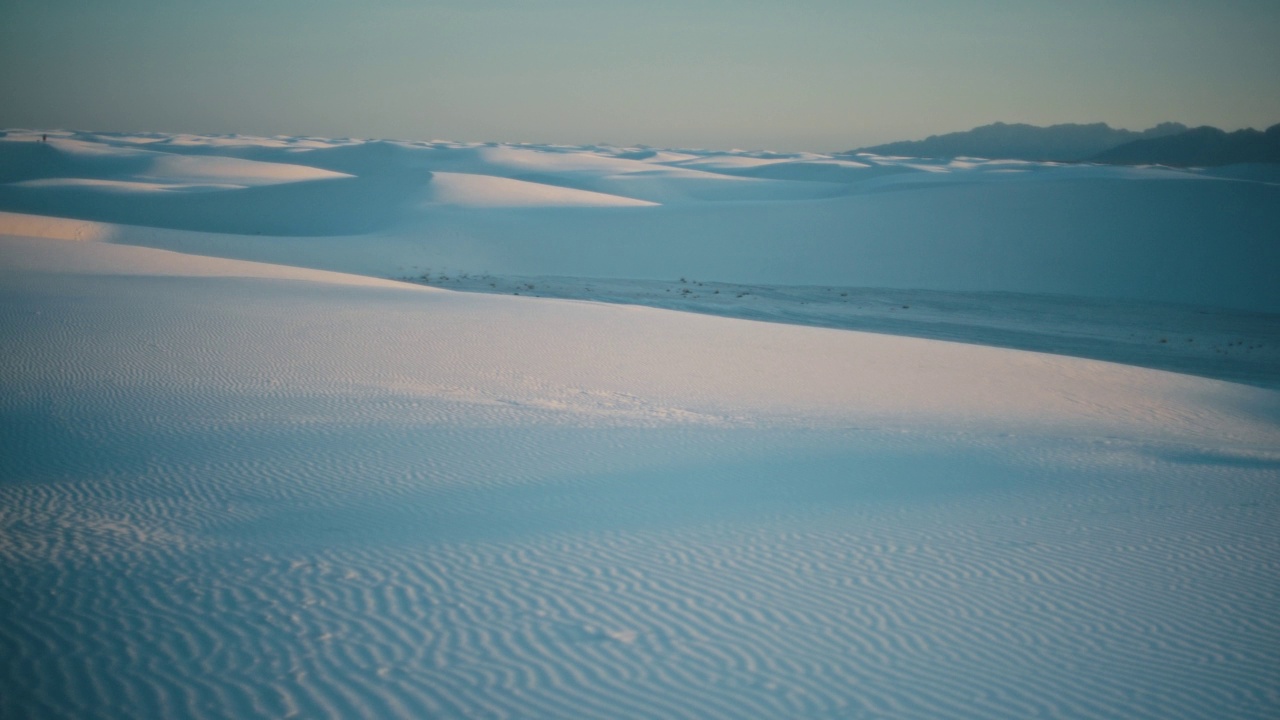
3,234 -> 1278,719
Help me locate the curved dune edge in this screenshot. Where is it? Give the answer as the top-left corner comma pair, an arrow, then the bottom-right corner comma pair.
3,231 -> 1277,443
423,172 -> 658,207
0,230 -> 432,290
0,210 -> 115,241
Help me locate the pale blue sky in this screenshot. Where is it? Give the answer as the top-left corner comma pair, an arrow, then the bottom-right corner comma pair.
2,0 -> 1278,151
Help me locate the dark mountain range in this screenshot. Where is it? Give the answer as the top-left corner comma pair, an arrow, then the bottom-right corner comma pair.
1091,124 -> 1280,166
848,122 -> 1188,162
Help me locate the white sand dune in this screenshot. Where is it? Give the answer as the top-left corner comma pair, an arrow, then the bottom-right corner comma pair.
5,131 -> 1276,310
423,172 -> 656,208
2,130 -> 1279,719
0,135 -> 351,186
410,274 -> 1280,390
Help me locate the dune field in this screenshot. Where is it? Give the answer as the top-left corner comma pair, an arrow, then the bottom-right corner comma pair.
2,130 -> 1279,719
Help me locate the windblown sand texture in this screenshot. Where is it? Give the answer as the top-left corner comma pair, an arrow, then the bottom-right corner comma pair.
2,130 -> 1278,719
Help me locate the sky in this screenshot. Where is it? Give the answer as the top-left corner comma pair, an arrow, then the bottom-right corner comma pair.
2,0 -> 1278,152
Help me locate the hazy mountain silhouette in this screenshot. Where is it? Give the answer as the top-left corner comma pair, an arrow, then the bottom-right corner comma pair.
849,122 -> 1188,162
1091,124 -> 1280,166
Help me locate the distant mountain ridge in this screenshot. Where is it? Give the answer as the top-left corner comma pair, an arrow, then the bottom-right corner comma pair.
849,122 -> 1189,162
1091,124 -> 1280,166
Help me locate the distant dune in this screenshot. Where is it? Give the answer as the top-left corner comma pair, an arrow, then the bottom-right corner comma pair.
2,130 -> 1278,312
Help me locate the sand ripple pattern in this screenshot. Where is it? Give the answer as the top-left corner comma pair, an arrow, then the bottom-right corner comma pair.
4,408 -> 1278,719
3,248 -> 1279,718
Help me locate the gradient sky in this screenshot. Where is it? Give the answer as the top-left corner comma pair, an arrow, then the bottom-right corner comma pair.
2,0 -> 1278,151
